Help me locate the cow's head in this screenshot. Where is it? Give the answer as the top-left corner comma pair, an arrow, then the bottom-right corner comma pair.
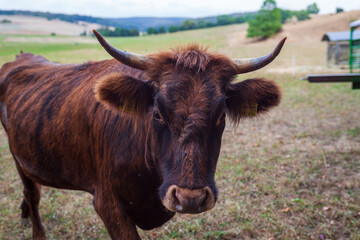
93,30 -> 284,214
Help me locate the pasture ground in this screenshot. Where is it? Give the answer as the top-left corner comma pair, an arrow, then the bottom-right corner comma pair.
0,13 -> 360,239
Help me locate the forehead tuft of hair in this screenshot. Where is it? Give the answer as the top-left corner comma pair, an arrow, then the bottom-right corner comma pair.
146,44 -> 238,85
172,44 -> 210,73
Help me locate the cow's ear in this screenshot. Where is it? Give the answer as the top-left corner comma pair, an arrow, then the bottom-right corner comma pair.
95,73 -> 154,115
225,78 -> 281,123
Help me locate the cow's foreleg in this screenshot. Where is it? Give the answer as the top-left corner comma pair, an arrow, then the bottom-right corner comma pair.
93,192 -> 141,240
20,199 -> 30,219
16,164 -> 47,240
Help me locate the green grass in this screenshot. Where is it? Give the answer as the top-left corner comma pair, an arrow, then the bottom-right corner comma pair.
0,26 -> 232,64
0,25 -> 360,239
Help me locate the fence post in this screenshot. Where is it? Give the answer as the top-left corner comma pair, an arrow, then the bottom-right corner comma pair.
349,27 -> 354,73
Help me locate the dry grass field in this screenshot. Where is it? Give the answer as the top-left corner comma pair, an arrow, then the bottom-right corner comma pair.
0,11 -> 360,240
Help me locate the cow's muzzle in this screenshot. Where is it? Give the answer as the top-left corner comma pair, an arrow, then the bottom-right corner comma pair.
161,185 -> 215,214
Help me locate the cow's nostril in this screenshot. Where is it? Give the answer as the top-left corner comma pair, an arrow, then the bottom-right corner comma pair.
172,188 -> 180,206
174,187 -> 207,213
175,204 -> 183,212
173,188 -> 184,212
162,185 -> 215,213
200,189 -> 208,210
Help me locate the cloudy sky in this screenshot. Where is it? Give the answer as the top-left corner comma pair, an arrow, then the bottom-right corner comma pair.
0,0 -> 359,18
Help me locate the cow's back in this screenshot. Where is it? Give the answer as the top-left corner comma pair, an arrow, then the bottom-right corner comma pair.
0,53 -> 148,192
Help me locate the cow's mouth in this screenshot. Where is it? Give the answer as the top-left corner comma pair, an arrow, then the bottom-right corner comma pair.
161,185 -> 215,214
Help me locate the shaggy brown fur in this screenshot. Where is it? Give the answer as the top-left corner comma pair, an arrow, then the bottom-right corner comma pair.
0,44 -> 281,240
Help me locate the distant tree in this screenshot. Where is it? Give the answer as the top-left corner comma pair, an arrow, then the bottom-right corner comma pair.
97,27 -> 112,36
114,27 -> 131,36
80,30 -> 87,36
197,20 -> 207,28
307,3 -> 320,14
0,19 -> 11,23
237,13 -> 256,23
262,0 -> 277,10
217,15 -> 236,25
158,26 -> 166,34
168,25 -> 178,33
279,9 -> 293,23
130,28 -> 139,36
336,7 -> 344,13
235,16 -> 247,24
180,20 -> 196,30
147,27 -> 158,35
293,10 -> 310,21
115,28 -> 122,36
96,27 -> 139,37
51,32 -> 56,36
205,22 -> 215,28
247,0 -> 282,39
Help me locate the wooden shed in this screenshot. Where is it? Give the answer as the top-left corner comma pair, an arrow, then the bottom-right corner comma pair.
321,30 -> 360,66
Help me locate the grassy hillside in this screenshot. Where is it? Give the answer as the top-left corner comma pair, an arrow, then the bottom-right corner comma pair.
0,23 -> 333,75
0,14 -> 360,240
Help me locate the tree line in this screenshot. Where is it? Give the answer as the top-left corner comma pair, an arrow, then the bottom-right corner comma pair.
77,1 -> 321,38
147,13 -> 255,35
96,27 -> 139,37
146,1 -> 321,37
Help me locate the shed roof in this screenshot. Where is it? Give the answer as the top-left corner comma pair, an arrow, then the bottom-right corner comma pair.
350,19 -> 360,28
322,30 -> 360,42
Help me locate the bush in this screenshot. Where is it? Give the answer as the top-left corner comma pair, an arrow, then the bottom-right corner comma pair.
147,27 -> 158,35
279,9 -> 293,23
97,27 -> 139,37
336,7 -> 344,13
130,28 -> 139,36
158,27 -> 166,34
217,15 -> 236,25
293,10 -> 310,21
0,19 -> 11,24
168,26 -> 178,33
235,16 -> 249,24
180,20 -> 196,30
197,20 -> 207,29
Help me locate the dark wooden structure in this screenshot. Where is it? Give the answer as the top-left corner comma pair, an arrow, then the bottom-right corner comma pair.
322,32 -> 353,66
305,73 -> 360,89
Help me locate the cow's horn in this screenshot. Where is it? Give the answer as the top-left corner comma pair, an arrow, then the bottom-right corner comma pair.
233,37 -> 287,74
93,30 -> 151,70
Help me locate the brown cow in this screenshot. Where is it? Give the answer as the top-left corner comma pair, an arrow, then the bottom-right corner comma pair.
0,30 -> 285,240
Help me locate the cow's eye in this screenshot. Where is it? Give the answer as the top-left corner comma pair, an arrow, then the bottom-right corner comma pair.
154,111 -> 166,125
154,111 -> 162,121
